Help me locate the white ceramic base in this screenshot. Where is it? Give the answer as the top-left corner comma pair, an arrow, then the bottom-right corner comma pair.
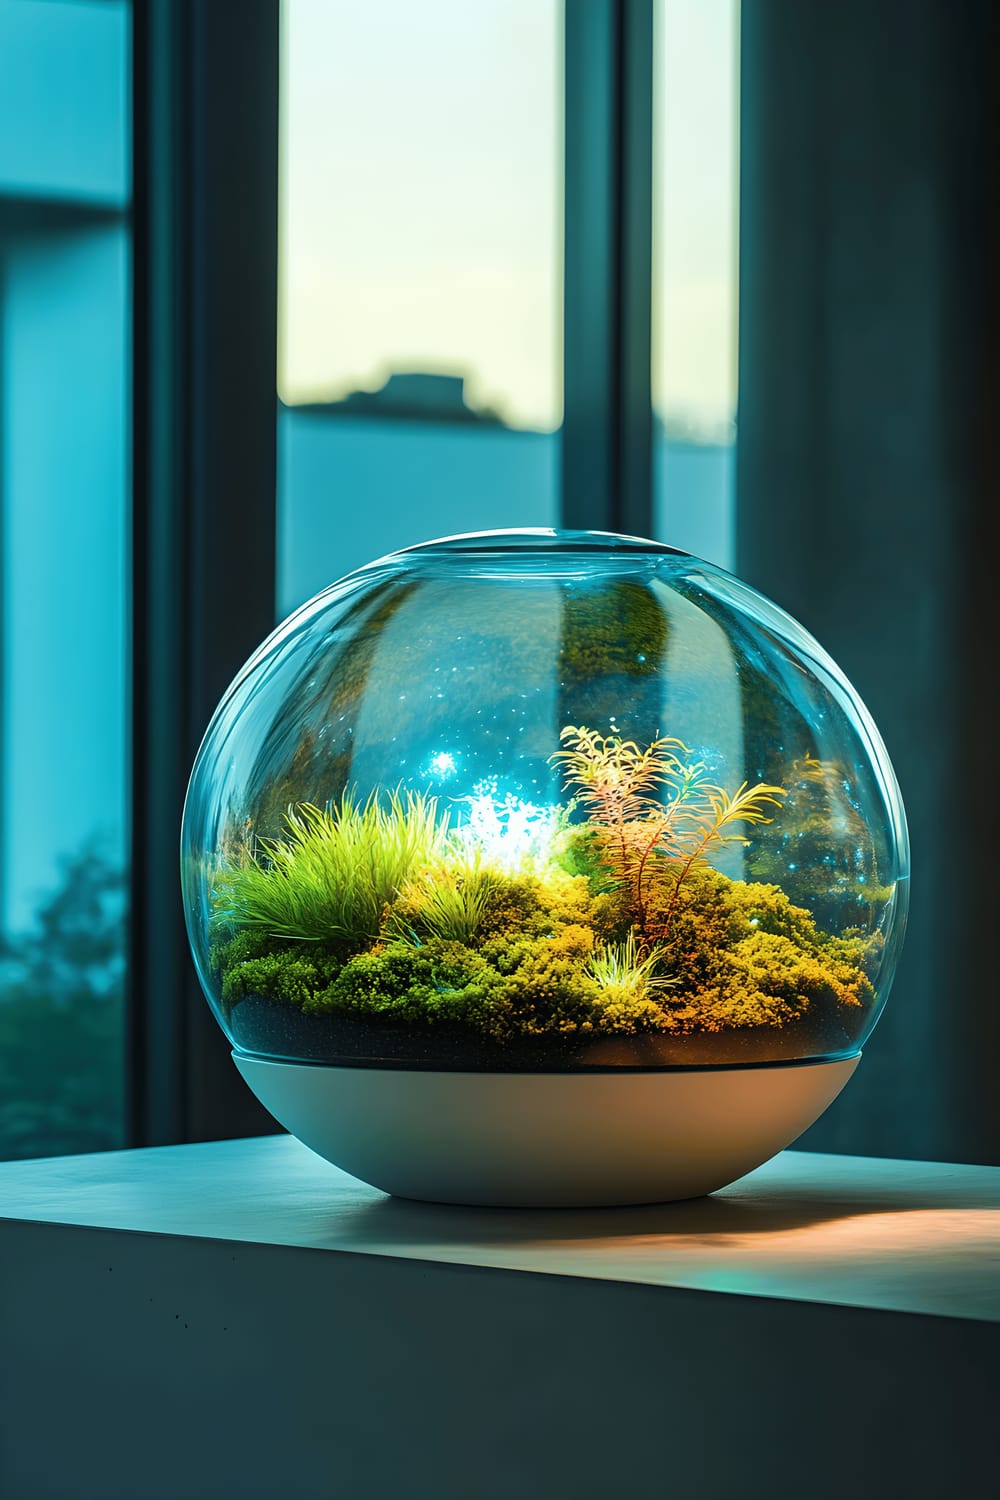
233,1052 -> 859,1207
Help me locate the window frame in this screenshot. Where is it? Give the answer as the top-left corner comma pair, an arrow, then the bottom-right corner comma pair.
563,0 -> 654,535
127,0 -> 654,1145
129,0 -> 281,1144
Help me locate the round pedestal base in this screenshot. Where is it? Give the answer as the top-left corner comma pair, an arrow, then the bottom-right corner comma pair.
233,1052 -> 859,1207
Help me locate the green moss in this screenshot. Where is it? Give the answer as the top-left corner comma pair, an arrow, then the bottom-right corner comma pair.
646,865 -> 875,1033
590,987 -> 672,1032
219,942 -> 344,1010
209,926 -> 276,977
209,725 -> 885,1051
213,863 -> 876,1041
300,938 -> 518,1042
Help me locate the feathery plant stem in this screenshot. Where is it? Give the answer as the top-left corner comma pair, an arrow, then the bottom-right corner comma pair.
658,780 -> 787,943
551,725 -> 787,950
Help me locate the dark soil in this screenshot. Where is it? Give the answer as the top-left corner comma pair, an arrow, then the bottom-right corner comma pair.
226,993 -> 864,1072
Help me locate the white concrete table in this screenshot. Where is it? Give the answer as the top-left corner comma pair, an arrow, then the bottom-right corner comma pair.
2,1136 -> 998,1499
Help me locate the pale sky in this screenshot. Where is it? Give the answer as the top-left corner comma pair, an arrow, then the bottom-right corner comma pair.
654,0 -> 739,433
279,0 -> 737,433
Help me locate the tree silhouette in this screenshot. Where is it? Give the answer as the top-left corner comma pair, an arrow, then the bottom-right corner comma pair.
0,844 -> 125,1161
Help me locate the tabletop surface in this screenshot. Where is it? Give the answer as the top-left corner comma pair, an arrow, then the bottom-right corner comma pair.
2,1135 -> 998,1324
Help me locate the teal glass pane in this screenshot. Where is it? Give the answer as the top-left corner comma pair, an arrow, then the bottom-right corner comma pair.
0,0 -> 130,1160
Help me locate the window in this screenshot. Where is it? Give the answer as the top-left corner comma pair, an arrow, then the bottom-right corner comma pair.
0,0 -> 130,1160
0,1 -> 971,1174
277,0 -> 562,616
652,0 -> 738,567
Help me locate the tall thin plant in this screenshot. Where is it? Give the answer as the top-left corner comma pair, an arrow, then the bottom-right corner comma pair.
656,780 -> 786,940
552,724 -> 785,948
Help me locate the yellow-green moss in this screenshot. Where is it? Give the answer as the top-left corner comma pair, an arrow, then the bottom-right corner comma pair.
211,726 -> 884,1046
643,866 -> 875,1033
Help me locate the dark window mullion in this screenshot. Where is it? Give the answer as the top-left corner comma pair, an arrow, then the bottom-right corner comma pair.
129,0 -> 280,1147
562,0 -> 654,535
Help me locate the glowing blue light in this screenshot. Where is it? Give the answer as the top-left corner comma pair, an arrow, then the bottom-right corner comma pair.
427,751 -> 457,779
459,779 -> 563,873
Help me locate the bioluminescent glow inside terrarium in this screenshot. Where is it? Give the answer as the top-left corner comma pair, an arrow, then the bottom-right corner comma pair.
181,530 -> 909,1206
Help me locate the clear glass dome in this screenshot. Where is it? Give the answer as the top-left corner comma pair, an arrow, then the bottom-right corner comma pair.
182,529 -> 909,1074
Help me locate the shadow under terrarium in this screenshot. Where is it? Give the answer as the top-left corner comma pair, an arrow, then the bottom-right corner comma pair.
317,1172 -> 1000,1248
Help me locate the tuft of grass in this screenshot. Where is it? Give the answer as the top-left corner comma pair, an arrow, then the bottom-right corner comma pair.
587,932 -> 674,998
389,854 -> 500,946
212,788 -> 449,945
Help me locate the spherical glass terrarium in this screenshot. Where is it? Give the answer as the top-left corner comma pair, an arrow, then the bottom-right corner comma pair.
182,530 -> 908,1206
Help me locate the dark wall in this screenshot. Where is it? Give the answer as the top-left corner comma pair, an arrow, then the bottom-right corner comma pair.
737,0 -> 1000,1163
